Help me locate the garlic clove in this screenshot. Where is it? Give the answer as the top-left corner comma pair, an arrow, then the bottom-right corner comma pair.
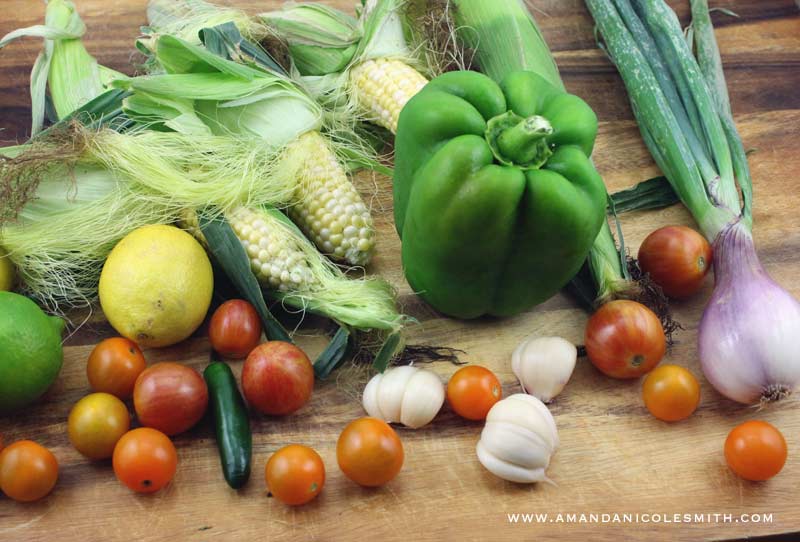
487,394 -> 559,449
476,394 -> 559,484
479,421 -> 554,469
374,365 -> 418,423
476,441 -> 548,483
511,336 -> 577,403
362,372 -> 385,420
400,369 -> 445,428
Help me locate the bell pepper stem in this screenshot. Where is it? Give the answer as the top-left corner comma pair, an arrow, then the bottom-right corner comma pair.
488,113 -> 553,169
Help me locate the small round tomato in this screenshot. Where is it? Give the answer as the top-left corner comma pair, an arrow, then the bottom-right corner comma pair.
68,393 -> 131,460
446,365 -> 502,421
134,362 -> 208,436
87,337 -> 147,399
0,440 -> 58,502
337,417 -> 403,487
209,299 -> 262,359
242,342 -> 314,416
724,421 -> 787,481
638,225 -> 712,299
265,444 -> 325,505
642,365 -> 700,422
585,300 -> 666,379
113,428 -> 177,493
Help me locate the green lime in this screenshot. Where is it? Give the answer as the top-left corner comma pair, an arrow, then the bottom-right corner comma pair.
0,292 -> 64,414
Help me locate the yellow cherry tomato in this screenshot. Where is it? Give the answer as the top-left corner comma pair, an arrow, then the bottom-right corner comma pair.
642,364 -> 700,422
68,393 -> 130,460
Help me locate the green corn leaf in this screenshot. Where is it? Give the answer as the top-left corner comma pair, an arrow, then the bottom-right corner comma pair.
198,210 -> 293,343
372,331 -> 404,373
313,325 -> 352,379
199,22 -> 288,76
609,176 -> 679,214
35,88 -> 133,139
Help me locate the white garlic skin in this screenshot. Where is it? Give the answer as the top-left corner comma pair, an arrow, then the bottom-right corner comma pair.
476,393 -> 559,483
511,336 -> 577,403
362,366 -> 445,429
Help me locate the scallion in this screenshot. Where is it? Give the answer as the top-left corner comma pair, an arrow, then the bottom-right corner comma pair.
585,0 -> 800,404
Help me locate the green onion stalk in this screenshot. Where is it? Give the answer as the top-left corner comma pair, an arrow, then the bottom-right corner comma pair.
435,0 -> 671,317
585,0 -> 800,404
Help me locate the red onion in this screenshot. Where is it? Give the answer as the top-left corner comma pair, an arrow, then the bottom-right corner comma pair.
699,221 -> 800,404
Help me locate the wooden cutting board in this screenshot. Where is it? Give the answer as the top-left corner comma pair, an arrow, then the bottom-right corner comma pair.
1,1 -> 799,541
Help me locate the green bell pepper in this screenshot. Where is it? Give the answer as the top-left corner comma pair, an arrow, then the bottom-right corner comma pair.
394,70 -> 607,319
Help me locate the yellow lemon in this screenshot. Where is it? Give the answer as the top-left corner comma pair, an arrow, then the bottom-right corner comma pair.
99,225 -> 213,348
0,248 -> 15,291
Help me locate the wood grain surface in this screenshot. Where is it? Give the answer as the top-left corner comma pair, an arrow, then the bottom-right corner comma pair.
2,1 -> 800,541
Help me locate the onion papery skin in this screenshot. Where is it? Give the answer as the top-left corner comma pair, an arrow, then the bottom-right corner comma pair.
699,221 -> 800,404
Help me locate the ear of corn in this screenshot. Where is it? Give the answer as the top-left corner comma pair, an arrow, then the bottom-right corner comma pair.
118,33 -> 377,266
258,0 -> 430,135
183,205 -> 401,331
285,132 -> 375,266
349,58 -> 428,133
260,3 -> 360,76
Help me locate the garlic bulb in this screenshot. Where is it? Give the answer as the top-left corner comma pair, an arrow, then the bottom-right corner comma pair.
362,366 -> 445,429
511,336 -> 576,402
476,394 -> 558,483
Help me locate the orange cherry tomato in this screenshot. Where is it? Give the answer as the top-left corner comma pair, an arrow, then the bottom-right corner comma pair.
87,337 -> 147,399
0,440 -> 58,502
209,299 -> 262,359
68,392 -> 131,460
585,300 -> 666,379
724,421 -> 787,481
642,365 -> 700,422
265,444 -> 325,506
113,428 -> 177,493
638,225 -> 712,298
446,365 -> 502,421
337,417 -> 403,487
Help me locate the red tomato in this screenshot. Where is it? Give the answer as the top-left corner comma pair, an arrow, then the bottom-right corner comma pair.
209,299 -> 262,359
446,365 -> 502,421
642,365 -> 700,422
638,225 -> 712,298
133,362 -> 208,435
724,421 -> 787,481
265,445 -> 325,505
113,428 -> 177,493
585,300 -> 666,379
87,337 -> 147,399
0,440 -> 58,502
337,417 -> 403,487
242,342 -> 314,415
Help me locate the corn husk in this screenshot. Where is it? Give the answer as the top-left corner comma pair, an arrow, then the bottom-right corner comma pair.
0,124 -> 299,312
0,0 -> 125,134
